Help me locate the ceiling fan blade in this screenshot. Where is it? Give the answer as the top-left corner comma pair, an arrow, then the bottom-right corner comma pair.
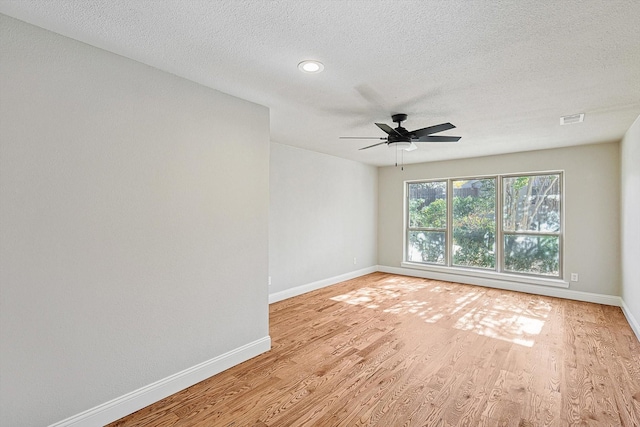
417,135 -> 462,143
339,136 -> 386,140
411,122 -> 456,138
375,123 -> 402,136
404,142 -> 418,151
355,84 -> 389,112
359,142 -> 387,150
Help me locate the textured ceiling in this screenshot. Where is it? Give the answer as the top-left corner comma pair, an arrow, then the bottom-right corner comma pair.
1,0 -> 639,166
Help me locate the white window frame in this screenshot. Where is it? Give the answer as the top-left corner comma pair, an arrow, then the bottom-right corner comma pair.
406,180 -> 448,265
402,171 -> 566,288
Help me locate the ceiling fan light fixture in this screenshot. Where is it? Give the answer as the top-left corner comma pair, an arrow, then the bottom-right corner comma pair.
298,60 -> 324,73
389,141 -> 411,149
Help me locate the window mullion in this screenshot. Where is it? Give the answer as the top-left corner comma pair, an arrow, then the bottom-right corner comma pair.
405,182 -> 410,262
446,179 -> 453,267
496,176 -> 503,273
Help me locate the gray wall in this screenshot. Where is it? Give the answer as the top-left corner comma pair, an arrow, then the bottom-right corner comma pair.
269,142 -> 377,294
378,143 -> 620,296
0,15 -> 269,427
621,116 -> 640,331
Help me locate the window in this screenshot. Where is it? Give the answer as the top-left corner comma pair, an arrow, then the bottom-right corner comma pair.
502,174 -> 561,276
407,181 -> 447,264
452,178 -> 496,270
405,172 -> 562,279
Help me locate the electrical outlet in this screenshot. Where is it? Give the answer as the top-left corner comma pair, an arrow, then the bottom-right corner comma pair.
570,273 -> 578,282
268,276 -> 272,286
353,257 -> 357,265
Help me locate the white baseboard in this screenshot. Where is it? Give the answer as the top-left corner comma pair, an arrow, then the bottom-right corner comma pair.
378,265 -> 622,307
48,336 -> 271,427
269,266 -> 378,304
48,269 -> 638,427
621,299 -> 640,342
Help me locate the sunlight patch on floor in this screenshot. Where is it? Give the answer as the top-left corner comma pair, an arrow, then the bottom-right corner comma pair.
451,291 -> 483,314
383,299 -> 445,323
330,279 -> 427,309
453,297 -> 551,347
329,279 -> 552,347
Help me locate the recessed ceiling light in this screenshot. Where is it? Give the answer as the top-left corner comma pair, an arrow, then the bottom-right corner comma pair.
298,60 -> 324,73
560,113 -> 585,125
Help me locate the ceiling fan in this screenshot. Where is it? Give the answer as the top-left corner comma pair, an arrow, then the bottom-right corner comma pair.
340,113 -> 461,151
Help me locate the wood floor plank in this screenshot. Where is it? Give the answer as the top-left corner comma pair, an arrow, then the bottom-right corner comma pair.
107,273 -> 640,427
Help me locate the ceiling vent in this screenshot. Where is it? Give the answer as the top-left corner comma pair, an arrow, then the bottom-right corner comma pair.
560,113 -> 585,125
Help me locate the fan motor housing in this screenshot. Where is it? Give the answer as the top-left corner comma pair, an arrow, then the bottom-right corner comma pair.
388,125 -> 412,144
388,135 -> 412,144
389,114 -> 412,144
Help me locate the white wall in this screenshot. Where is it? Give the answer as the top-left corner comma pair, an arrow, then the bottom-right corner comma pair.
269,143 -> 377,299
0,15 -> 269,427
378,143 -> 620,297
621,116 -> 640,336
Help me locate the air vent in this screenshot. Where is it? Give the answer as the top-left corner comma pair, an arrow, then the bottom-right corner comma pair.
560,113 -> 585,125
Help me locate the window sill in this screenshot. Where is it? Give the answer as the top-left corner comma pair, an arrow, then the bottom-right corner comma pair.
400,262 -> 570,289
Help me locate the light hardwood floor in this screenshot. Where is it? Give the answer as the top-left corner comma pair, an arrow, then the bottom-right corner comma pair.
109,273 -> 640,426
